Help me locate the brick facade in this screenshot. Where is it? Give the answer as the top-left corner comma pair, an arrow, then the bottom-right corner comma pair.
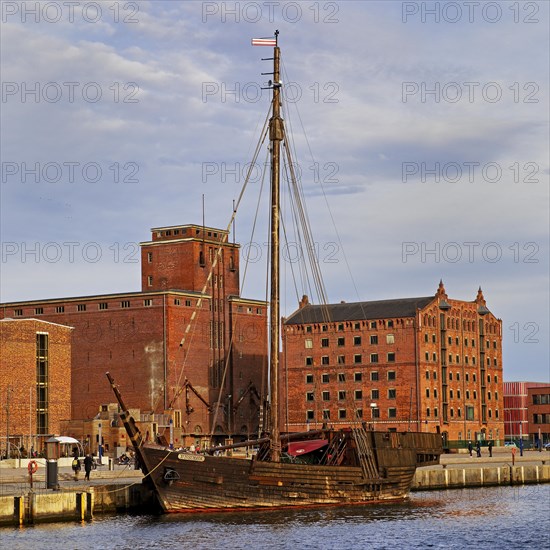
503,381 -> 548,442
0,319 -> 72,456
0,224 -> 267,444
527,385 -> 550,446
282,282 -> 505,445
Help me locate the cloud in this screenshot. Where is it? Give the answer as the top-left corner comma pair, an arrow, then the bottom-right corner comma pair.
0,1 -> 548,381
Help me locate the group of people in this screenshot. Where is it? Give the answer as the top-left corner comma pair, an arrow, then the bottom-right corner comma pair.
467,440 -> 494,457
71,449 -> 95,481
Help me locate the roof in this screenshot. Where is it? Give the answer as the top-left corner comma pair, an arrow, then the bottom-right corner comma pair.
0,318 -> 74,330
284,296 -> 435,325
0,289 -> 207,307
46,436 -> 80,444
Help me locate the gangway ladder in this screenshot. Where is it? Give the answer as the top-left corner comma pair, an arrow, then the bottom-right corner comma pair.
322,435 -> 348,466
352,427 -> 379,481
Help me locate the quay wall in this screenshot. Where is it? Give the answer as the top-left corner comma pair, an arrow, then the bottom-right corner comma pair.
0,483 -> 153,527
412,463 -> 550,491
0,464 -> 548,526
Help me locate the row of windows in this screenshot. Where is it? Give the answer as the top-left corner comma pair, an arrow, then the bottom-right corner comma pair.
304,320 -> 398,334
307,388 -> 398,402
305,407 -> 501,422
305,352 -> 395,366
424,351 -> 500,367
533,413 -> 550,424
424,333 -> 499,348
422,315 -> 499,335
425,407 -> 500,420
425,388 -> 499,401
424,371 -> 499,384
532,394 -> 550,405
198,248 -> 236,270
305,334 -> 396,348
305,408 -> 393,421
305,371 -> 396,384
236,306 -> 263,315
12,297 -> 203,316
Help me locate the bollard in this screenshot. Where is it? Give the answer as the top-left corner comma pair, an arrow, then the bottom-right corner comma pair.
14,496 -> 23,526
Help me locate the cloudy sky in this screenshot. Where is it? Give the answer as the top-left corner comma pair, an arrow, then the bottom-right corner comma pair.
1,1 -> 548,381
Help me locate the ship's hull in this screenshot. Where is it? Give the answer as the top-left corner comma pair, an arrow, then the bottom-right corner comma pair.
138,431 -> 441,513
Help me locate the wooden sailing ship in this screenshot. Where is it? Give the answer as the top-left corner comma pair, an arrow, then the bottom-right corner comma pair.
107,32 -> 442,513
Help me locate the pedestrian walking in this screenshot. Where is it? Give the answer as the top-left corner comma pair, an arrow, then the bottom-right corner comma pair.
84,454 -> 94,481
72,457 -> 81,480
467,441 -> 473,457
476,441 -> 481,457
488,440 -> 493,457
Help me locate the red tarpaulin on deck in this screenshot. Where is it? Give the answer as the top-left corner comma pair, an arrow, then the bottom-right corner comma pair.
286,439 -> 328,456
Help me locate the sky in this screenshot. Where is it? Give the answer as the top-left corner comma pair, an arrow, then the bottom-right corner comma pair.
0,0 -> 548,382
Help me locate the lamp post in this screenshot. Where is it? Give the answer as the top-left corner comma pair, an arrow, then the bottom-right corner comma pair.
169,418 -> 174,450
98,422 -> 103,464
519,421 -> 524,457
370,402 -> 377,431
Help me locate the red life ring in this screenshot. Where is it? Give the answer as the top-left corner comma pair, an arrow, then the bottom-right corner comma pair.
28,460 -> 38,474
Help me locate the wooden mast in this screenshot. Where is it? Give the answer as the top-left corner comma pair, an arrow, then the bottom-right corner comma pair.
269,31 -> 283,461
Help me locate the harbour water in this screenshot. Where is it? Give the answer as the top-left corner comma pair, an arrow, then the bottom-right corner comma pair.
1,485 -> 548,549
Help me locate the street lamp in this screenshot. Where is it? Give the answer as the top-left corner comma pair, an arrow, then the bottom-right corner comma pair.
98,422 -> 103,464
519,421 -> 524,457
370,402 -> 378,431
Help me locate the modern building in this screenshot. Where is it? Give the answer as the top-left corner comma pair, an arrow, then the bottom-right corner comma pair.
504,381 -> 550,443
528,385 -> 550,447
282,282 -> 505,447
0,318 -> 73,457
0,225 -> 268,446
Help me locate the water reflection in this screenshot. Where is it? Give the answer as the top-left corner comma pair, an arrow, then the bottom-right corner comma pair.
2,485 -> 548,550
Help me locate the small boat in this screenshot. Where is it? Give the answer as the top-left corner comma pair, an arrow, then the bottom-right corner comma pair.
107,32 -> 442,513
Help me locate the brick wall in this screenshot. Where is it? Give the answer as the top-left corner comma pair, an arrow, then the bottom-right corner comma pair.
0,319 -> 72,452
281,284 -> 505,444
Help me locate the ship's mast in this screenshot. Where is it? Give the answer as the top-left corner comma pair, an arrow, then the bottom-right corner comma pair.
269,31 -> 283,461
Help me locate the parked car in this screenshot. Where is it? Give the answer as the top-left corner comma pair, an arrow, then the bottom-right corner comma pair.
544,442 -> 550,451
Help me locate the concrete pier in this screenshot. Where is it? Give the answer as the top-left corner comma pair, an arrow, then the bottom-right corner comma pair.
413,463 -> 550,490
0,464 -> 151,526
0,451 -> 548,526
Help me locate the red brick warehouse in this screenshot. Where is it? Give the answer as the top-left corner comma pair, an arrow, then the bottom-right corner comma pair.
0,225 -> 268,443
282,282 -> 505,446
0,318 -> 73,455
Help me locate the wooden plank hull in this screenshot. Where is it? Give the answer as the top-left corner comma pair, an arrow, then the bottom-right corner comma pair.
138,431 -> 442,513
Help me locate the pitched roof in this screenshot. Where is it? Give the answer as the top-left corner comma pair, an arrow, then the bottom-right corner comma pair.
284,296 -> 435,325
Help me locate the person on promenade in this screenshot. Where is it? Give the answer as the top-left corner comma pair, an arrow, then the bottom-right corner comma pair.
72,457 -> 81,480
468,441 -> 473,456
84,454 -> 93,481
488,440 -> 493,457
475,441 -> 481,457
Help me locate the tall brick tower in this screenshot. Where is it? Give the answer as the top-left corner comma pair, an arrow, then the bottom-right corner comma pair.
140,224 -> 240,295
